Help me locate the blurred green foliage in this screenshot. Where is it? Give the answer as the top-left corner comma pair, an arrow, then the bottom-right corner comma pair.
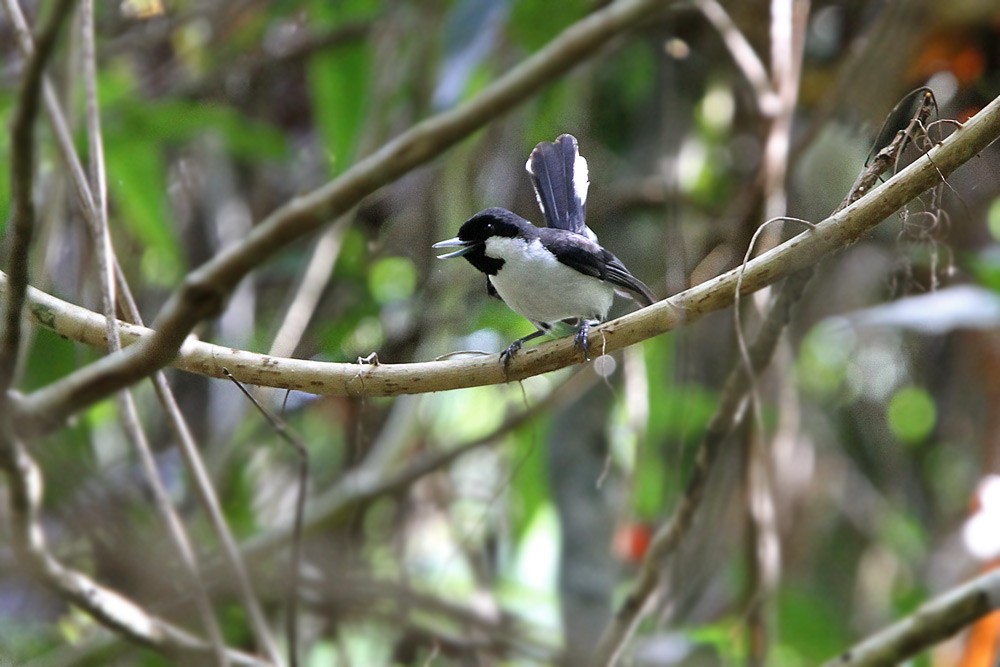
306,0 -> 372,175
2,0 -> 999,665
887,386 -> 937,445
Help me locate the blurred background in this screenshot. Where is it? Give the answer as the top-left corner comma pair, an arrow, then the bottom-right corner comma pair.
2,0 -> 1000,665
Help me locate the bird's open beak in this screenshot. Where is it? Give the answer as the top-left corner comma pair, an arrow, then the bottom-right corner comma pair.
432,237 -> 478,259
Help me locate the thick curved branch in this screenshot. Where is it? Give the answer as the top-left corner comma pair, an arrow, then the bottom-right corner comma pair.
5,92 -> 1000,427
8,0 -> 676,438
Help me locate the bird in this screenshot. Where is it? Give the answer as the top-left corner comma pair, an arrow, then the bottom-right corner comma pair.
433,134 -> 657,369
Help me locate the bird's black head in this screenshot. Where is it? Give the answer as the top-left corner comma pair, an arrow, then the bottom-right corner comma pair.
456,208 -> 530,243
433,208 -> 536,275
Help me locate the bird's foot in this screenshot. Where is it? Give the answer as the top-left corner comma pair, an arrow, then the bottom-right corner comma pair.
499,329 -> 547,378
499,339 -> 524,377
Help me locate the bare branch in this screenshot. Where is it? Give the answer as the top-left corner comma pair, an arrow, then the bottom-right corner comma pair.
268,217 -> 350,359
1,0 -> 284,657
0,437 -> 272,667
823,568 -> 1000,667
237,367 -> 598,563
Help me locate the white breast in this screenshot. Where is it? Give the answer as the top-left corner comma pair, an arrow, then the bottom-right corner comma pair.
484,236 -> 614,326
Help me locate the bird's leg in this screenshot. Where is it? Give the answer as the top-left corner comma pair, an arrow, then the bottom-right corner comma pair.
574,319 -> 600,361
500,328 -> 547,375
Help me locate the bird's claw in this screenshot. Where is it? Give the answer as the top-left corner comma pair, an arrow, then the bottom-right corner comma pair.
574,321 -> 592,361
499,339 -> 523,375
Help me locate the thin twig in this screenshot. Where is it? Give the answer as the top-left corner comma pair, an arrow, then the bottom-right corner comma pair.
733,216 -> 817,425
0,0 -> 75,399
0,437 -> 272,666
590,267 -> 812,666
223,369 -> 308,667
80,0 -> 113,340
78,1 -> 231,663
115,265 -> 284,665
237,367 -> 597,564
692,0 -> 777,114
1,0 -> 100,233
842,88 -> 936,209
268,217 -> 350,359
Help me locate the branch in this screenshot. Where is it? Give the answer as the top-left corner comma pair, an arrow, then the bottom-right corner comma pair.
823,568 -> 1000,667
4,92 -> 999,430
8,0 -> 678,438
223,369 -> 308,667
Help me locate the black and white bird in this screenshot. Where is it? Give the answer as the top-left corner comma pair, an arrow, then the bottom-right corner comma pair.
433,134 -> 657,367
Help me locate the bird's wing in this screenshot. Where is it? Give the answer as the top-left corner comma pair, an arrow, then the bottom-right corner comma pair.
539,229 -> 657,307
604,256 -> 657,307
539,229 -> 605,278
526,134 -> 592,238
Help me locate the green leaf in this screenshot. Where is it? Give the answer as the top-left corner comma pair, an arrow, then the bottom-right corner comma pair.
120,101 -> 288,159
103,136 -> 183,282
688,621 -> 746,663
100,68 -> 287,159
969,248 -> 1000,294
510,0 -> 587,51
644,335 -> 717,444
633,453 -> 667,519
20,327 -> 76,391
883,511 -> 927,561
776,587 -> 848,661
797,322 -> 856,398
509,419 -> 550,536
333,227 -> 369,279
306,0 -> 374,175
